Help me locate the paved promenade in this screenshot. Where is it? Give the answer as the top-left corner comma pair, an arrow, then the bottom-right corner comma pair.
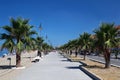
15,51 -> 92,80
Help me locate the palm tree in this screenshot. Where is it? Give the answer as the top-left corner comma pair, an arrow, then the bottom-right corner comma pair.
35,36 -> 44,50
42,42 -> 53,54
68,39 -> 79,57
79,32 -> 91,60
34,36 -> 44,56
94,23 -> 118,68
0,17 -> 37,67
60,43 -> 69,54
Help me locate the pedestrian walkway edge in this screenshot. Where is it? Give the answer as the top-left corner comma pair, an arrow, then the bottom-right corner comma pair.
79,65 -> 102,80
61,53 -> 102,80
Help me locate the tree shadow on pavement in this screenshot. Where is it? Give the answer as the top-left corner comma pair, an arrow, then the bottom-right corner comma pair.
84,65 -> 105,69
59,56 -> 66,58
61,59 -> 69,62
65,66 -> 80,69
0,65 -> 16,69
22,56 -> 35,59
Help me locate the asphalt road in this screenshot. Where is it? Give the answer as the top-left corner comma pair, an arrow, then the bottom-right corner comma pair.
87,55 -> 120,67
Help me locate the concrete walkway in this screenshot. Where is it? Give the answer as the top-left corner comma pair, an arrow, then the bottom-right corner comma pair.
15,51 -> 92,80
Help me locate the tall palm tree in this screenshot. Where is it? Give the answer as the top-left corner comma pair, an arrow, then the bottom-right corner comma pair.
68,39 -> 79,57
0,17 -> 37,67
35,36 -> 44,56
79,32 -> 91,60
35,36 -> 44,50
94,23 -> 118,68
42,42 -> 53,54
59,43 -> 69,53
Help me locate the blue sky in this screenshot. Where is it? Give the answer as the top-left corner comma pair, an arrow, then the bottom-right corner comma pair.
0,0 -> 120,47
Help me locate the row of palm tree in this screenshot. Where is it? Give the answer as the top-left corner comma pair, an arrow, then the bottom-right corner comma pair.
59,23 -> 120,68
0,17 -> 53,67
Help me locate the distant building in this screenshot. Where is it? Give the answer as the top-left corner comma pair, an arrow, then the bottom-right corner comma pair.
90,34 -> 96,39
115,25 -> 120,38
90,25 -> 120,39
115,25 -> 120,48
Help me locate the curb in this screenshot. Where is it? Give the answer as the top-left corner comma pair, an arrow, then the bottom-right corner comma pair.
88,58 -> 105,64
67,57 -> 81,62
89,58 -> 120,68
79,65 -> 103,80
65,56 -> 102,80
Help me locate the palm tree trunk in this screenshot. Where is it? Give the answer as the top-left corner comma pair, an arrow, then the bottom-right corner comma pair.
115,51 -> 118,59
83,50 -> 86,60
104,49 -> 111,68
75,48 -> 78,57
16,52 -> 21,67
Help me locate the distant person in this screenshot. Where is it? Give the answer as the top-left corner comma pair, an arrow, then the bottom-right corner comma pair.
75,50 -> 78,57
32,50 -> 41,63
37,50 -> 42,57
70,50 -> 72,55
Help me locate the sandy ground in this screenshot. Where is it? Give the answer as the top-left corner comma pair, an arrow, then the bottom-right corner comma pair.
68,54 -> 120,80
0,50 -> 37,80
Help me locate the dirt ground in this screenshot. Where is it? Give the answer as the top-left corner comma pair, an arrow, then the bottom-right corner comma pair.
69,55 -> 120,80
0,50 -> 37,80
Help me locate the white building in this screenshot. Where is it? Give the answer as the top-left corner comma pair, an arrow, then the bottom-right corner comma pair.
115,25 -> 120,38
